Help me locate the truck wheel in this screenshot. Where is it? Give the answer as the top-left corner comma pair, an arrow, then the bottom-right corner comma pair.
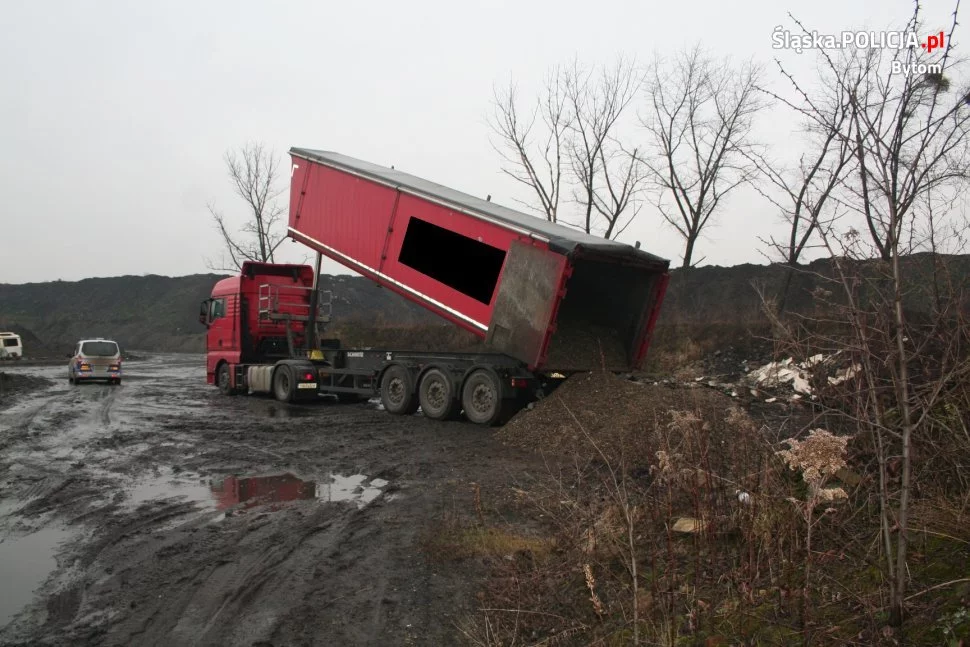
273,365 -> 296,403
217,363 -> 237,396
418,368 -> 459,420
380,365 -> 418,415
462,370 -> 504,426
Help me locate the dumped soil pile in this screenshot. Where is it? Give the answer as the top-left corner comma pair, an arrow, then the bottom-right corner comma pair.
545,325 -> 628,371
0,372 -> 53,409
499,371 -> 753,470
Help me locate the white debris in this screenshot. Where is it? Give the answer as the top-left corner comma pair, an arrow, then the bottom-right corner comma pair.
747,358 -> 814,395
828,363 -> 861,386
802,353 -> 828,368
672,517 -> 706,533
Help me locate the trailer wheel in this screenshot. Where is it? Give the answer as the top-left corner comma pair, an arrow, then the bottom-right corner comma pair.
418,368 -> 459,420
380,365 -> 418,415
462,369 -> 504,426
217,363 -> 237,396
273,365 -> 296,403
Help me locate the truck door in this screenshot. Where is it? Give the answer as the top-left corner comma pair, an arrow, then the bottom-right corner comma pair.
206,297 -> 235,352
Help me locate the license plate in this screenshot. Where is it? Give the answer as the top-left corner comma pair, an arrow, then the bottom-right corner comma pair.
297,383 -> 317,390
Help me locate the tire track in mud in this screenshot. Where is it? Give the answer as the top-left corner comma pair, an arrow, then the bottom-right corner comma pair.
1,356 -> 547,647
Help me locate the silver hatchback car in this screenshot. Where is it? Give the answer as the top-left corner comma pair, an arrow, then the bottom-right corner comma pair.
68,339 -> 123,385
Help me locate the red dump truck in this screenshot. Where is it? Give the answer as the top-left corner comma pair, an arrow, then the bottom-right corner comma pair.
201,148 -> 669,424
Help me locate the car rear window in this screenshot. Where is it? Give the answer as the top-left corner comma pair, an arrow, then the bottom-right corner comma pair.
81,341 -> 119,356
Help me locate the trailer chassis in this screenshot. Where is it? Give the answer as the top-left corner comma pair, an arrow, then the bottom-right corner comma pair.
220,349 -> 563,426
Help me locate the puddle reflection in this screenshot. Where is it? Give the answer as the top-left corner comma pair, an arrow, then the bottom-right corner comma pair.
210,473 -> 389,510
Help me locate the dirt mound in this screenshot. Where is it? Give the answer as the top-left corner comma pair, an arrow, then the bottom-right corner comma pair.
0,372 -> 53,409
499,372 -> 751,469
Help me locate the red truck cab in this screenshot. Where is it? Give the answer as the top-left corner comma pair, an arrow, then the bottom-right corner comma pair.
201,262 -> 322,393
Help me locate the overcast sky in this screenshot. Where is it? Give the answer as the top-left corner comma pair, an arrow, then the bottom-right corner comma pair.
0,0 -> 956,284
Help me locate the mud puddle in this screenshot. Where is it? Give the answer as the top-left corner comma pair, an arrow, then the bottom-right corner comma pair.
0,526 -> 73,626
127,470 -> 391,513
124,469 -> 217,511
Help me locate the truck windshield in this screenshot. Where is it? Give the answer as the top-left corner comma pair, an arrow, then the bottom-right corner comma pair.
81,341 -> 119,356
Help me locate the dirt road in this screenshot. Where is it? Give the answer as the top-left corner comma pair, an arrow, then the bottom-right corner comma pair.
0,354 -> 540,646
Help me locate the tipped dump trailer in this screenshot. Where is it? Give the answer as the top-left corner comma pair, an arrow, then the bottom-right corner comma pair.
288,149 -> 670,371
203,148 -> 669,424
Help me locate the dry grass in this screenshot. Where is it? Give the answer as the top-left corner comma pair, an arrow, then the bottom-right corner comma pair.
430,526 -> 556,562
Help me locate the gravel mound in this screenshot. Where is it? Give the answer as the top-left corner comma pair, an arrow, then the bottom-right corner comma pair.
499,371 -> 751,469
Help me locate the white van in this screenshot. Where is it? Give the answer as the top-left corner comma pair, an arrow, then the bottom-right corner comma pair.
0,332 -> 23,359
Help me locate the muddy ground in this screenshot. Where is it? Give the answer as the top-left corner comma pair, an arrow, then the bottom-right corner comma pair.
0,355 -> 548,646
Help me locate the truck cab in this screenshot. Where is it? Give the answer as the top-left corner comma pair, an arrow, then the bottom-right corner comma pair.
200,261 -> 331,394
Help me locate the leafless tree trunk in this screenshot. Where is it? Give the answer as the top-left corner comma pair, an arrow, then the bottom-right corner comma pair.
775,2 -> 970,625
489,71 -> 571,223
207,142 -> 288,271
641,46 -> 766,268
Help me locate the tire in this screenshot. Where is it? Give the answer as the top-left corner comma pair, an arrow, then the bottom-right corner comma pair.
113,378 -> 122,385
461,369 -> 504,426
217,363 -> 236,396
380,365 -> 418,415
418,368 -> 459,420
273,365 -> 296,403
68,375 -> 74,385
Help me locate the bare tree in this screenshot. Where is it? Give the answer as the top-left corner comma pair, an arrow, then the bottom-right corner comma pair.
750,87 -> 854,312
208,142 -> 288,271
489,58 -> 645,239
641,46 -> 766,268
774,2 -> 970,626
563,58 -> 644,238
489,71 -> 571,223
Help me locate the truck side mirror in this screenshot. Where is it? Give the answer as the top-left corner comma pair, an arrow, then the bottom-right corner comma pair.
199,300 -> 211,327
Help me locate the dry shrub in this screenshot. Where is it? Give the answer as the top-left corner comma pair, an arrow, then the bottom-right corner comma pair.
472,387 -> 807,645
